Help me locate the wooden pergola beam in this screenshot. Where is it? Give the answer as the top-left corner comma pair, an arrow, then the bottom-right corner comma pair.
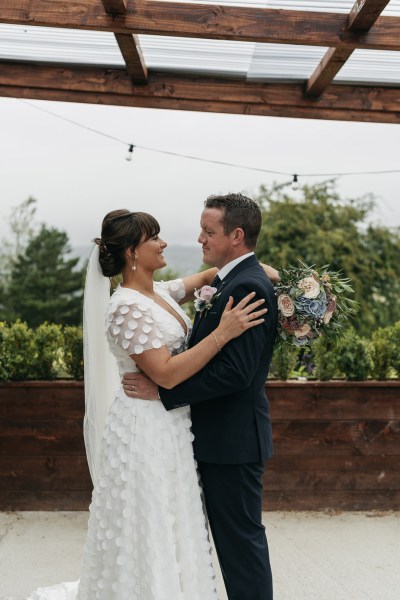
100,0 -> 148,82
348,0 -> 392,29
1,63 -> 399,124
114,33 -> 148,82
1,1 -> 400,51
101,0 -> 128,15
306,0 -> 391,97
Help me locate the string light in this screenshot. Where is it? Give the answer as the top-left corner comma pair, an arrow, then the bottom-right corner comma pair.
126,144 -> 135,162
17,99 -> 400,181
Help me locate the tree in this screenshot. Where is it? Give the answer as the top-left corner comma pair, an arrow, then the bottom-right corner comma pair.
0,197 -> 39,316
6,225 -> 85,327
255,180 -> 400,334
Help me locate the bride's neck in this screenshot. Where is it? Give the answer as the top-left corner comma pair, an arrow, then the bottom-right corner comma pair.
121,267 -> 154,294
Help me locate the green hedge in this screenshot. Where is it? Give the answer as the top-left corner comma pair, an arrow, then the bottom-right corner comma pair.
270,321 -> 400,381
1,320 -> 399,382
0,321 -> 83,381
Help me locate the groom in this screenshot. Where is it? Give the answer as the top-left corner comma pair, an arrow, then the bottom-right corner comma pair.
124,193 -> 277,600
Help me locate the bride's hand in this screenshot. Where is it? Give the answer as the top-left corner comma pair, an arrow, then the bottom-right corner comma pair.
261,263 -> 281,283
215,293 -> 268,343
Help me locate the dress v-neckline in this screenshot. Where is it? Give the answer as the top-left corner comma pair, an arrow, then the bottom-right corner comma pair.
118,284 -> 191,337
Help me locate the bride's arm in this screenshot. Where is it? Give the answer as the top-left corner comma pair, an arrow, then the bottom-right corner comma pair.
169,262 -> 279,305
130,294 -> 266,389
178,268 -> 218,303
261,263 -> 280,282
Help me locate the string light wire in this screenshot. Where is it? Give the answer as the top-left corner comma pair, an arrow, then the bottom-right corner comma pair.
18,98 -> 400,180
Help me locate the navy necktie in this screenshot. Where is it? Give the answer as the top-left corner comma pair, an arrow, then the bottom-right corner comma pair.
210,274 -> 220,288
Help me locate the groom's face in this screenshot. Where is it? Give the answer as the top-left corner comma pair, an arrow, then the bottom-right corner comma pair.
198,208 -> 234,269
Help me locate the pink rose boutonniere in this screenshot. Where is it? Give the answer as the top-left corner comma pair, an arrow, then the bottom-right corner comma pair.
194,285 -> 221,317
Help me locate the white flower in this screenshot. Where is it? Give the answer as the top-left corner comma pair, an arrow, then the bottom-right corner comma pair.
297,276 -> 320,299
278,294 -> 295,317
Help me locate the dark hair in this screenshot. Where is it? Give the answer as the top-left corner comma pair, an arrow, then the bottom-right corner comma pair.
94,210 -> 160,277
204,193 -> 262,249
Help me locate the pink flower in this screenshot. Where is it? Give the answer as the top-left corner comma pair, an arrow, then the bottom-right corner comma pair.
278,294 -> 295,317
195,285 -> 217,302
194,285 -> 220,315
294,323 -> 311,338
326,295 -> 337,313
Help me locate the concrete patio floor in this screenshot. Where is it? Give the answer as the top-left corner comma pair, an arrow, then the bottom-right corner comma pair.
0,510 -> 399,600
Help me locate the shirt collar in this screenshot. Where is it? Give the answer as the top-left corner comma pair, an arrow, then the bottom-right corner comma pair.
217,251 -> 254,282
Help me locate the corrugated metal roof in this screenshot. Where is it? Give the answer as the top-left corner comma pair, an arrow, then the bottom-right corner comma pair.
156,0 -> 400,15
0,25 -> 123,66
0,0 -> 399,85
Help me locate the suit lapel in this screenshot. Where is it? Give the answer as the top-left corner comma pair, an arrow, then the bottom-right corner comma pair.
190,255 -> 259,344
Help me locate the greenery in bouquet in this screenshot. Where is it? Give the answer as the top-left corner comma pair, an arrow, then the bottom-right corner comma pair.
274,262 -> 358,348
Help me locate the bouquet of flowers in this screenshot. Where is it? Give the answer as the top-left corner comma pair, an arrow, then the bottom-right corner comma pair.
274,262 -> 358,347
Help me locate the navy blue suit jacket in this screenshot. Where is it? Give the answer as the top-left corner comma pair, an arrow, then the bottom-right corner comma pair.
159,255 -> 278,464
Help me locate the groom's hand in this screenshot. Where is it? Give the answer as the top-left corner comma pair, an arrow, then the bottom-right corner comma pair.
122,372 -> 159,400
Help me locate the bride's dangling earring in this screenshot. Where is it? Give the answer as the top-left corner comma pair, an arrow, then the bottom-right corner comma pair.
131,255 -> 137,271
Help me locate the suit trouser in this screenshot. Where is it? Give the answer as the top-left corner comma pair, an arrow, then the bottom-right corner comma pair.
197,461 -> 273,600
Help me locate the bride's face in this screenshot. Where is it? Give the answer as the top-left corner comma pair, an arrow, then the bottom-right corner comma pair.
135,234 -> 167,271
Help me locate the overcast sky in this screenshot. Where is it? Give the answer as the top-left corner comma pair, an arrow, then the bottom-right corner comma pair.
1,96 -> 399,251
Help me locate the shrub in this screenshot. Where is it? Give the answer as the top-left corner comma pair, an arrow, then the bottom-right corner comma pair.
0,322 -> 8,381
0,321 -> 36,381
336,329 -> 371,381
313,335 -> 340,381
32,323 -> 64,380
63,326 -> 84,380
369,326 -> 395,380
271,343 -> 298,380
388,321 -> 400,378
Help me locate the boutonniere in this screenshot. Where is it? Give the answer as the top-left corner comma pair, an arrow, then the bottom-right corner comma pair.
194,285 -> 221,317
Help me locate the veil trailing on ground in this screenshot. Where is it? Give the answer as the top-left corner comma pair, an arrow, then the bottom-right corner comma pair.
83,245 -> 120,484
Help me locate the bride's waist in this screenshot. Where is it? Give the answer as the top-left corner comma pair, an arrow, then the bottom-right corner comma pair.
113,387 -> 189,417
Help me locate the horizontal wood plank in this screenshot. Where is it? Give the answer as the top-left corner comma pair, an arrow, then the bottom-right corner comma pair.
268,454 -> 400,472
263,469 -> 400,492
267,382 -> 400,420
0,1 -> 399,51
263,489 -> 400,511
0,419 -> 86,455
1,65 -> 399,123
0,382 -> 84,419
0,489 -> 91,511
0,456 -> 91,490
272,420 -> 400,456
2,65 -> 400,112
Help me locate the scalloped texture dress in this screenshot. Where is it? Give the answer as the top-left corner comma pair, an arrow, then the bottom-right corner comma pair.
28,280 -> 219,600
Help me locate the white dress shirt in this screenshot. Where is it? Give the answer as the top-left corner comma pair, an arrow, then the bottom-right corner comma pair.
217,251 -> 255,281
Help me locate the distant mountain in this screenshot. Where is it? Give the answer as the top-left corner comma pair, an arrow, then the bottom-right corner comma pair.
72,244 -> 203,277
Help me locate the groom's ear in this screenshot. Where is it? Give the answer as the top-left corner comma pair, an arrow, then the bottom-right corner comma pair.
231,228 -> 245,246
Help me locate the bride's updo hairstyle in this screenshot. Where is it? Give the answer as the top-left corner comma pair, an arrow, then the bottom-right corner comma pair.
94,209 -> 160,277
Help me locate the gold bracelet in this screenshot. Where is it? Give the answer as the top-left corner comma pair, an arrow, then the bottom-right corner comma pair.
212,332 -> 222,352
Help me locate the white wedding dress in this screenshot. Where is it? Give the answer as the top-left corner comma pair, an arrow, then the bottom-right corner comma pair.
28,280 -> 219,600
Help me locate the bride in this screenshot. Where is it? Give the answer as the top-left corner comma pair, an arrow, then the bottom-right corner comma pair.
28,209 -> 272,600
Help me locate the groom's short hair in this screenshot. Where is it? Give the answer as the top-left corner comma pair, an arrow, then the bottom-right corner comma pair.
204,193 -> 262,250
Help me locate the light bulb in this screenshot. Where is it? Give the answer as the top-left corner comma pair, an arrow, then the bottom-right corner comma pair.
292,174 -> 299,191
126,144 -> 134,161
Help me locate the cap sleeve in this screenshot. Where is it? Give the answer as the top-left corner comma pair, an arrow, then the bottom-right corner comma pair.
107,300 -> 166,355
155,279 -> 186,303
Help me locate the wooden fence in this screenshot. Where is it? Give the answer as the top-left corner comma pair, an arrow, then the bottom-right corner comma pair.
0,380 -> 399,510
